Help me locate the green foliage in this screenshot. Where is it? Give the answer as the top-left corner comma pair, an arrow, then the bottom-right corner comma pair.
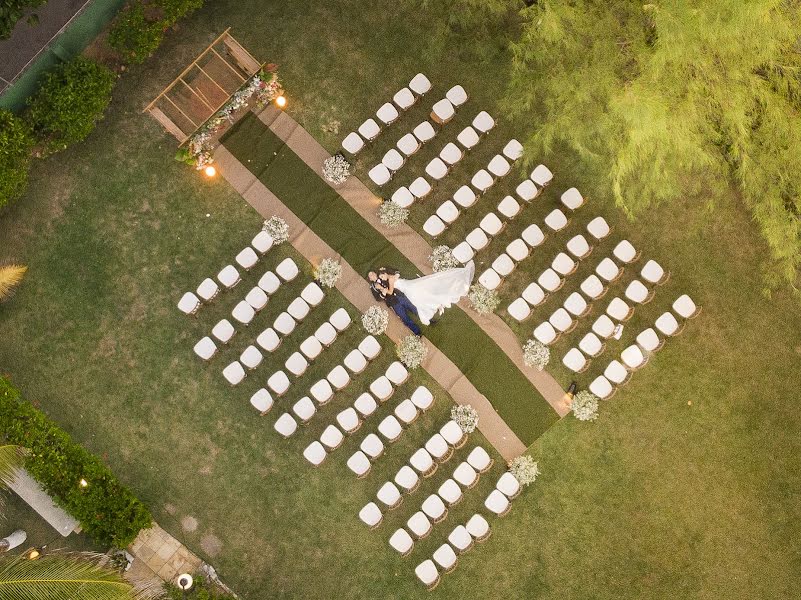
0,377 -> 152,547
0,0 -> 46,39
165,576 -> 237,600
26,58 -> 115,156
108,3 -> 166,65
505,1 -> 801,296
0,109 -> 34,208
153,0 -> 204,22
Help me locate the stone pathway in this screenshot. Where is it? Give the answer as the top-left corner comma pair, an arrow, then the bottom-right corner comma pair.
214,145 -> 527,460
128,523 -> 202,583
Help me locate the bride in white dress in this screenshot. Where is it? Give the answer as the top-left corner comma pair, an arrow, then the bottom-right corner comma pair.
391,261 -> 475,325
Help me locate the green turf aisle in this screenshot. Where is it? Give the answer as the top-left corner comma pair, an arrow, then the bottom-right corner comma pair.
221,112 -> 559,443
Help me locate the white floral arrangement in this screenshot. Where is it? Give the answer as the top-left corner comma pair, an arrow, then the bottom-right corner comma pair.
262,216 -> 289,245
362,305 -> 389,335
322,154 -> 351,185
428,245 -> 460,272
508,455 -> 540,486
451,404 -> 479,433
396,334 -> 427,369
378,200 -> 409,228
468,284 -> 500,315
314,258 -> 342,288
523,339 -> 550,371
571,390 -> 599,422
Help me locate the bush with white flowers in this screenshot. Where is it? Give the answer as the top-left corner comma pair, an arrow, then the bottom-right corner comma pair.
523,339 -> 550,371
428,245 -> 460,272
378,200 -> 409,228
468,284 -> 500,315
314,258 -> 342,288
451,404 -> 479,433
361,305 -> 389,335
322,153 -> 351,185
508,455 -> 540,486
571,390 -> 599,422
262,216 -> 289,245
396,334 -> 427,369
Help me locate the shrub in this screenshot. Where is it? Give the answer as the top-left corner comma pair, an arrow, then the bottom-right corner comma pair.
108,3 -> 166,65
165,575 -> 236,600
26,58 -> 115,155
508,455 -> 540,486
396,334 -> 427,369
0,110 -> 34,208
572,390 -> 599,422
0,377 -> 152,547
153,0 -> 204,22
362,305 -> 389,335
0,0 -> 46,39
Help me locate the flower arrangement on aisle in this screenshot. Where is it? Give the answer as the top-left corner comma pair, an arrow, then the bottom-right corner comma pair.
428,245 -> 460,272
451,404 -> 479,433
362,305 -> 389,335
314,258 -> 342,288
322,153 -> 351,185
523,339 -> 550,371
397,334 -> 427,369
571,390 -> 599,422
468,284 -> 500,315
262,216 -> 289,245
508,455 -> 540,486
378,200 -> 409,227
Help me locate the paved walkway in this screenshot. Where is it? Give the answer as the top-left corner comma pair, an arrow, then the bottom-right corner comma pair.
128,522 -> 203,583
257,106 -> 569,418
214,145 -> 527,460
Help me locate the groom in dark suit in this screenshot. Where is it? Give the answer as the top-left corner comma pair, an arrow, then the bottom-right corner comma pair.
367,267 -> 421,336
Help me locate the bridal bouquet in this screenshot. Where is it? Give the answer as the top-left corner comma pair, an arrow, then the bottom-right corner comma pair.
508,455 -> 540,486
362,306 -> 389,335
523,339 -> 550,371
571,390 -> 599,422
397,334 -> 427,369
314,258 -> 342,288
451,404 -> 479,433
428,245 -> 460,272
262,216 -> 289,245
468,284 -> 500,315
378,200 -> 409,228
322,154 -> 351,185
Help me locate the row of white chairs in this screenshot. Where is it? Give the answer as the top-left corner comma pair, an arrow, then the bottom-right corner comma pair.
342,73 -> 434,155
412,515 -> 490,590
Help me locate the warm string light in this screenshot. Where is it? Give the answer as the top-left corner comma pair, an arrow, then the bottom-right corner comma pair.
275,95 -> 287,108
204,165 -> 217,177
79,478 -> 88,488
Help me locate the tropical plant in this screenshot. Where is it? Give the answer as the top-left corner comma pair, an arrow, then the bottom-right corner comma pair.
314,258 -> 342,288
467,284 -> 499,315
0,265 -> 27,301
26,58 -> 115,155
450,404 -> 479,433
522,339 -> 549,371
361,305 -> 389,335
0,110 -> 34,209
0,0 -> 46,39
377,200 -> 409,227
571,390 -> 599,422
428,245 -> 460,272
396,334 -> 427,369
508,454 -> 540,486
262,216 -> 289,244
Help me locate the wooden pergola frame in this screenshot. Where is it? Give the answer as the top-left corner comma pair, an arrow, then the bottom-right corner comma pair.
144,29 -> 262,143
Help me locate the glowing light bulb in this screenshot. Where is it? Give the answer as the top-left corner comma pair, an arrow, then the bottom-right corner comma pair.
276,95 -> 287,108
79,478 -> 88,488
204,165 -> 217,177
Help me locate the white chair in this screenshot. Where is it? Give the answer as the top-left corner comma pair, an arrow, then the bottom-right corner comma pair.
370,376 -> 393,401
310,379 -> 334,405
354,392 -> 378,417
484,489 -> 511,516
538,268 -> 562,293
480,212 -> 504,236
267,371 -> 290,396
492,254 -> 515,277
409,176 -> 433,199
606,297 -> 633,321
411,386 -> 435,411
457,126 -> 480,150
560,187 -> 585,210
516,179 -> 539,202
342,132 -> 364,155
217,265 -> 241,289
466,513 -> 491,541
378,415 -> 403,442
621,344 -> 647,370
391,186 -> 415,208
245,286 -> 269,311
564,292 -> 589,317
471,169 -> 494,194
431,98 -> 455,124
655,311 -> 681,336
211,319 -> 236,344
273,312 -> 296,336
440,142 -> 463,166
358,335 -> 382,360
453,185 -> 477,208
300,336 -> 323,360
386,361 -> 409,385
408,512 -> 433,540
449,524 -> 473,553
361,433 -> 385,460
193,337 -> 217,361
358,502 -> 382,529
330,308 -> 352,331
562,348 -> 588,373
440,420 -> 466,448
604,360 -> 630,385
544,209 -> 568,232
395,465 -> 420,493
488,155 -> 511,178
382,148 -> 405,172
472,111 -> 495,133
530,164 -> 553,186
178,292 -> 201,315
368,164 -> 391,186
320,425 -> 345,450
566,234 -> 591,259
522,282 -> 546,306
410,448 -> 436,477
641,259 -> 668,285
466,228 -> 490,251
292,397 -> 316,423
613,240 -> 639,263
508,298 -> 531,322
255,327 -> 280,352
240,345 -> 263,370
637,327 -> 662,352
673,294 -> 700,318
389,528 -> 414,556
423,215 -> 446,237
393,86 -> 416,110
258,271 -> 280,294
580,274 -> 605,299
452,242 -> 474,264
397,134 -> 420,158
579,332 -> 604,357
586,216 -> 610,240
592,314 -> 616,339
596,257 -> 621,282
223,361 -> 246,386
251,230 -> 274,255
235,247 -> 258,270
506,239 -> 529,263
479,269 -> 501,291
358,118 -> 380,141
436,200 -> 460,224
314,321 -> 337,346
301,282 -> 325,306
376,102 -> 399,125
249,388 -> 273,415
453,462 -> 478,488
425,433 -> 452,462
276,258 -> 299,282
446,84 -> 468,107
303,441 -> 327,466
549,308 -> 574,333
433,543 -> 458,572
467,446 -> 493,472
552,252 -> 577,276
327,365 -> 350,390
589,375 -> 614,400
498,196 -> 521,219
497,472 -> 522,499
409,73 -> 432,96
503,139 -> 524,161
196,278 -> 219,302
344,349 -> 368,374
274,413 -> 298,438
347,451 -> 371,478
287,297 -> 310,321
625,279 -> 652,304
533,321 -> 557,345
521,224 -> 545,248
413,121 -> 436,143
231,301 -> 256,325
395,398 -> 419,425
285,352 -> 308,377
422,494 -> 448,522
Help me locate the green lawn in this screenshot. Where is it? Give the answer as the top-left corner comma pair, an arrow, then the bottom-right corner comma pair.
0,1 -> 800,599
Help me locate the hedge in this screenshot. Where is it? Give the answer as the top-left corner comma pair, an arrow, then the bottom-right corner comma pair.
0,0 -> 46,39
0,109 -> 34,209
0,377 -> 152,547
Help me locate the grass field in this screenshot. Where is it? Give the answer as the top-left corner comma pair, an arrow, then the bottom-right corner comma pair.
1,0 -> 800,598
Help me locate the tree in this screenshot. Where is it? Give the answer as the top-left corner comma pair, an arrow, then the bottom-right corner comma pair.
506,0 -> 801,297
0,265 -> 27,301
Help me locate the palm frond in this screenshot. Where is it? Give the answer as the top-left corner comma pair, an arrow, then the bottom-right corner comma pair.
0,265 -> 27,301
0,445 -> 24,489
